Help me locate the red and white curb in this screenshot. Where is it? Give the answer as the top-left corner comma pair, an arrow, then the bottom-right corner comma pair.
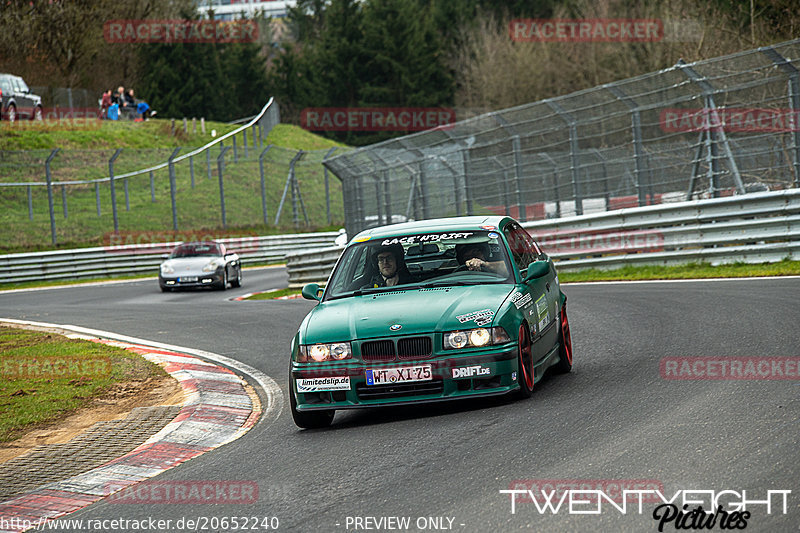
0,319 -> 283,533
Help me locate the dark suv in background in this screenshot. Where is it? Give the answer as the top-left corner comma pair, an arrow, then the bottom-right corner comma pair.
0,74 -> 43,122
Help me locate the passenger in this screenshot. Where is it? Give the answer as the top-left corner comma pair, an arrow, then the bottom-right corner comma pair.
456,242 -> 508,275
368,244 -> 411,287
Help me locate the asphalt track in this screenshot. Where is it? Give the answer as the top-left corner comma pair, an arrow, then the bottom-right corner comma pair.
1,269 -> 798,533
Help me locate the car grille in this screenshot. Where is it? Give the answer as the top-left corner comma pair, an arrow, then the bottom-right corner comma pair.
397,337 -> 432,360
361,340 -> 395,362
356,380 -> 444,400
360,336 -> 432,362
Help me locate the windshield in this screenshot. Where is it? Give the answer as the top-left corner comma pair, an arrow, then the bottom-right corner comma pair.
170,243 -> 221,258
325,230 -> 513,299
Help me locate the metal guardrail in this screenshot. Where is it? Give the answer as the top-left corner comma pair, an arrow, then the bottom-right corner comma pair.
283,189 -> 800,284
0,232 -> 339,284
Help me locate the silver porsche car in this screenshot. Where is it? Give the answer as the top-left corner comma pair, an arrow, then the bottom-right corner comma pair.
158,241 -> 242,292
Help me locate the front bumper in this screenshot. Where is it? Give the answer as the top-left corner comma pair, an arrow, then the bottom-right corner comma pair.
159,271 -> 222,289
291,347 -> 519,411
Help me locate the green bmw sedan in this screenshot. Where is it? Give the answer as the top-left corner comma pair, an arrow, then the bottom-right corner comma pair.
290,216 -> 573,428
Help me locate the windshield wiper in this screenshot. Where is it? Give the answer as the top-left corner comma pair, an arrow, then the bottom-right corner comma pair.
417,280 -> 475,288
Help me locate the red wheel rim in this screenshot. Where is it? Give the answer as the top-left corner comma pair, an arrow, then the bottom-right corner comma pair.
561,305 -> 573,365
518,324 -> 534,390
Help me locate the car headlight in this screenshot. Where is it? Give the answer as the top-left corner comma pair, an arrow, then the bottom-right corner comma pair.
298,342 -> 352,362
444,327 -> 510,350
202,259 -> 222,272
160,263 -> 174,274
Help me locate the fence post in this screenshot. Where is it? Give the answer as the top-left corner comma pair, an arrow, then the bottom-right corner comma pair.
546,101 -> 583,216
252,124 -> 257,150
45,149 -> 59,245
233,135 -> 238,163
189,154 -> 195,188
243,129 -> 248,159
61,185 -> 68,219
95,182 -> 101,216
606,86 -> 649,207
108,148 -> 123,233
276,151 -> 304,225
540,153 -> 560,219
124,177 -> 130,211
592,149 -> 610,211
323,146 -> 337,225
259,145 -> 272,226
27,186 -> 33,220
150,170 -> 155,202
206,148 -> 212,180
168,147 -> 181,231
383,171 -> 392,224
374,178 -> 383,225
512,135 -> 526,222
217,146 -> 230,228
760,46 -> 800,188
461,149 -> 474,216
677,60 -> 745,195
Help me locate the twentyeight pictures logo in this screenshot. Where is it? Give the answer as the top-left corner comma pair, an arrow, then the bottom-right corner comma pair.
500,483 -> 791,531
104,20 -> 258,43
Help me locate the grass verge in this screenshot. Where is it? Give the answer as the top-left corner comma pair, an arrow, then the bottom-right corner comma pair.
0,326 -> 167,443
558,259 -> 800,282
244,287 -> 303,300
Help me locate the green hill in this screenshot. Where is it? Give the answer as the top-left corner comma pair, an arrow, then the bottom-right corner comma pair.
0,120 -> 349,253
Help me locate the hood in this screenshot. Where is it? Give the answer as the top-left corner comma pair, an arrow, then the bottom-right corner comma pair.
302,284 -> 514,343
163,257 -> 220,272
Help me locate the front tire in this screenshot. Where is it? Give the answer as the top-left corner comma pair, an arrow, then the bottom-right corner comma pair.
516,323 -> 534,399
289,379 -> 334,429
553,301 -> 573,374
215,269 -> 227,290
34,106 -> 43,121
8,104 -> 16,123
230,267 -> 241,288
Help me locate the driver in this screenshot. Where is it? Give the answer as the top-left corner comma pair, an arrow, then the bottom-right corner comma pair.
456,242 -> 508,276
368,244 -> 411,287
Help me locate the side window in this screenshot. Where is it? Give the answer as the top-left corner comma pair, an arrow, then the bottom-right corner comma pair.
504,223 -> 538,273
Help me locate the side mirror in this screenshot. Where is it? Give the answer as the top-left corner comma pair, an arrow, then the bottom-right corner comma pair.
523,260 -> 550,282
301,283 -> 323,302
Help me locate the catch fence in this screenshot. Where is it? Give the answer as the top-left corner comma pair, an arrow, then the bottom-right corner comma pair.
324,39 -> 800,237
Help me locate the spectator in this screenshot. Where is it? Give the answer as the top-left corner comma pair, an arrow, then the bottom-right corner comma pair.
100,90 -> 112,119
112,86 -> 125,106
128,88 -> 156,120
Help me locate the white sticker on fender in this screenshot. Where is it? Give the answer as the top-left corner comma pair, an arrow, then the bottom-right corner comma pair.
297,376 -> 351,392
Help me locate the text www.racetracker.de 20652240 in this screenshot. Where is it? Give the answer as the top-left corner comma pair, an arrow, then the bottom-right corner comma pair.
0,515 -> 280,531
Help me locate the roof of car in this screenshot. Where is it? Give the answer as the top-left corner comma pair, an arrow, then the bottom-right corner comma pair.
352,216 -> 512,240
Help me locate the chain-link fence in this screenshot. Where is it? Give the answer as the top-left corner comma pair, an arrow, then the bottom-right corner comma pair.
324,39 -> 800,237
0,100 -> 349,250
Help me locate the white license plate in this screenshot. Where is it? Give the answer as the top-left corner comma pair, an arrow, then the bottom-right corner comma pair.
178,276 -> 198,282
366,364 -> 432,386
